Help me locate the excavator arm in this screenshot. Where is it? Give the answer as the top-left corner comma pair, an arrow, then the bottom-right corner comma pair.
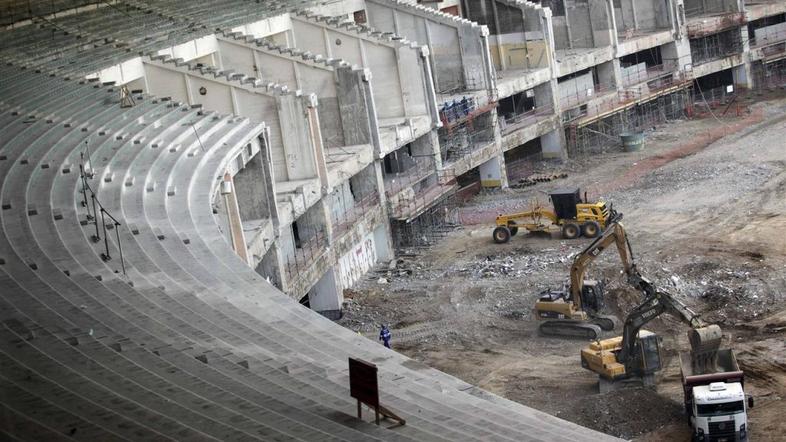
616,287 -> 720,372
569,217 -> 651,308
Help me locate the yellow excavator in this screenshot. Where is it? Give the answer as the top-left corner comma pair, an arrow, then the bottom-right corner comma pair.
580,282 -> 722,392
492,188 -> 617,243
535,217 -> 649,339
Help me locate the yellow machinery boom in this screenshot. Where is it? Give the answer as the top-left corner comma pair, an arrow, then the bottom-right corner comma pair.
535,218 -> 643,339
581,283 -> 722,389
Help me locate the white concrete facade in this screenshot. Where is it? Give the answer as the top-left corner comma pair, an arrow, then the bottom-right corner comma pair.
75,0 -> 786,318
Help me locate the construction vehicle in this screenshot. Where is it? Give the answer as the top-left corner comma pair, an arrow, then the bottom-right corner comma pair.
680,349 -> 753,441
535,218 -> 646,339
680,349 -> 752,442
580,283 -> 724,392
492,188 -> 617,243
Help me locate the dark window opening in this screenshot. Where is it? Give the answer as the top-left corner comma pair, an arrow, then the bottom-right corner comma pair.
292,222 -> 302,249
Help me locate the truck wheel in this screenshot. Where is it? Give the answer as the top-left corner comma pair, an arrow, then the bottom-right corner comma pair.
582,221 -> 601,238
508,222 -> 519,237
493,226 -> 512,244
561,223 -> 580,240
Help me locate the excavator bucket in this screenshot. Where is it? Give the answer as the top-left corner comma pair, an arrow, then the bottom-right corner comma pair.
688,325 -> 723,373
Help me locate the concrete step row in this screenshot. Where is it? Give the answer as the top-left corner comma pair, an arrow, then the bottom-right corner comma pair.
0,62 -> 618,441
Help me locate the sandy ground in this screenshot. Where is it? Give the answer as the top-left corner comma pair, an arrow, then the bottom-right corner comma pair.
338,94 -> 786,440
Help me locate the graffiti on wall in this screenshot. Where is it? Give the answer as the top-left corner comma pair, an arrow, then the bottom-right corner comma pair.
338,233 -> 377,290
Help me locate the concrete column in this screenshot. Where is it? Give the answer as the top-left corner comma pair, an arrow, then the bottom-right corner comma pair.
278,95 -> 318,180
425,130 -> 443,171
541,128 -> 567,160
222,172 -> 250,264
360,69 -> 384,159
489,0 -> 506,72
373,224 -> 393,263
540,8 -> 558,77
479,26 -> 497,97
479,155 -> 507,188
419,46 -> 442,128
597,60 -> 622,90
733,63 -> 753,89
336,66 -> 372,146
305,96 -> 330,193
735,27 -> 753,88
256,244 -> 285,291
308,268 -> 342,317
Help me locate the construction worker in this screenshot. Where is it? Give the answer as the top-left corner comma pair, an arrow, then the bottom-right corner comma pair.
379,325 -> 391,349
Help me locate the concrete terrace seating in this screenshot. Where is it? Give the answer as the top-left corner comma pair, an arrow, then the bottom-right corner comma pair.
0,51 -> 616,442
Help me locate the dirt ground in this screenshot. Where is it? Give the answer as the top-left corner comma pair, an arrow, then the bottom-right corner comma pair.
338,93 -> 786,440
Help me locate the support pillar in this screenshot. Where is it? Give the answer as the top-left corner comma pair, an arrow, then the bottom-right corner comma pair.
479,155 -> 507,188
222,172 -> 250,264
541,128 -> 567,160
308,268 -> 342,319
735,27 -> 754,89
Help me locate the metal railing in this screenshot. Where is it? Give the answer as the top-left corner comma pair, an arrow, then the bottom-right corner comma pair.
686,12 -> 746,37
559,82 -> 616,110
621,64 -> 675,87
79,148 -> 126,276
440,124 -> 497,164
331,193 -> 380,236
388,170 -> 456,221
384,158 -> 436,198
500,105 -> 555,135
282,228 -> 328,281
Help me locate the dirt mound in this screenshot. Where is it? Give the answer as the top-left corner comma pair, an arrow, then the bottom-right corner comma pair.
572,388 -> 684,440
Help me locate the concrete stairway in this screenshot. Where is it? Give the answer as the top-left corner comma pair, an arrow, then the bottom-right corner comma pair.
0,57 -> 617,442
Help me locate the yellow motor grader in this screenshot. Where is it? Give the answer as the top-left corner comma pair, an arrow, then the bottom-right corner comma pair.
492,188 -> 617,244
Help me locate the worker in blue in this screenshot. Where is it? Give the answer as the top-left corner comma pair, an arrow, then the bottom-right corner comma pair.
379,325 -> 392,349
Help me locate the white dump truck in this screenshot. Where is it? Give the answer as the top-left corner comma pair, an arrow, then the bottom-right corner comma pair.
680,349 -> 753,442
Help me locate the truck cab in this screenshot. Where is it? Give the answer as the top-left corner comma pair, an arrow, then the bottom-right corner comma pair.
691,382 -> 748,442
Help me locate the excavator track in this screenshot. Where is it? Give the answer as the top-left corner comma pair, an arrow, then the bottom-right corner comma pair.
539,321 -> 603,339
591,314 -> 620,331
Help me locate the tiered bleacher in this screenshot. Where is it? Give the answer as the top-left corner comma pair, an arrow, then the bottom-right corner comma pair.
0,2 -> 619,441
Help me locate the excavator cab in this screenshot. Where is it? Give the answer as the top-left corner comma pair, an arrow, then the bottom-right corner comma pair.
579,280 -> 605,313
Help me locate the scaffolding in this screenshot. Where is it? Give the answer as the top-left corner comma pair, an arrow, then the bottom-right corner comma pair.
753,58 -> 786,90
438,99 -> 498,166
282,227 -> 329,282
689,27 -> 745,65
566,87 -> 693,156
390,185 -> 460,250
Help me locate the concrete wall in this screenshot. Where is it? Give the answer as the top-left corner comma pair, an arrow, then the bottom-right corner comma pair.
558,71 -> 595,100
365,1 -> 478,92
289,16 -> 430,121
234,143 -> 277,223
754,22 -> 786,46
141,60 -> 320,184
307,268 -> 341,314
215,37 -> 378,152
616,0 -> 671,32
568,2 -> 595,48
337,231 -> 378,291
684,0 -> 741,17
